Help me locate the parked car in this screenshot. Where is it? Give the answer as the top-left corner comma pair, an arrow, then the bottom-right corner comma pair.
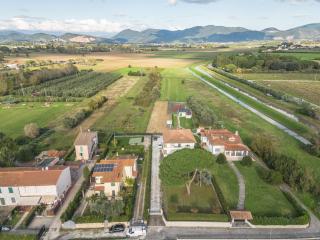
0,225 -> 11,232
109,224 -> 125,233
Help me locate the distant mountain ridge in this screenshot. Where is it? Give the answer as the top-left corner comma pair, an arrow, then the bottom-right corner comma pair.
0,23 -> 319,44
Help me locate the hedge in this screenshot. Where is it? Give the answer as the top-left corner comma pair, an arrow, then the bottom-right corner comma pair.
74,215 -> 105,224
164,212 -> 229,222
211,176 -> 229,213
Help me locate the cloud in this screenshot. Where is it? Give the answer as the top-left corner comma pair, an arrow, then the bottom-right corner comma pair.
168,0 -> 219,5
0,16 -> 132,33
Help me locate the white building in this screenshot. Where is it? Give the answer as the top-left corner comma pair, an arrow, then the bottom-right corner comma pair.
92,155 -> 138,198
74,130 -> 98,161
0,166 -> 72,206
200,129 -> 250,161
162,129 -> 196,157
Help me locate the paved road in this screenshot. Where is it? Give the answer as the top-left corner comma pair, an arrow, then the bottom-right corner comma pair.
189,67 -> 311,145
228,162 -> 245,210
44,161 -> 95,240
147,226 -> 320,239
150,135 -> 163,216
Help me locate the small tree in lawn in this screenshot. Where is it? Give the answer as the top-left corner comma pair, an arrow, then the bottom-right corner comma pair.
160,149 -> 214,196
24,123 -> 40,139
241,156 -> 253,166
216,153 -> 227,164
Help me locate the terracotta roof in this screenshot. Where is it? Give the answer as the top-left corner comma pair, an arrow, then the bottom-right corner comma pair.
163,129 -> 196,144
202,129 -> 250,152
0,166 -> 68,187
92,155 -> 137,183
230,211 -> 253,220
94,186 -> 105,191
74,131 -> 97,146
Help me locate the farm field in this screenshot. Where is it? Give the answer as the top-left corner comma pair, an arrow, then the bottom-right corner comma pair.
271,52 -> 320,61
6,52 -> 195,72
93,73 -> 153,133
258,80 -> 320,106
147,101 -> 171,133
235,72 -> 320,81
13,71 -> 122,98
0,102 -> 75,138
236,163 -> 297,217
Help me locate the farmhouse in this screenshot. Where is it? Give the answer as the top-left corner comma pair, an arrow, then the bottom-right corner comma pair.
74,130 -> 98,161
92,155 -> 138,198
162,129 -> 196,157
168,102 -> 192,119
0,166 -> 72,206
200,129 -> 250,161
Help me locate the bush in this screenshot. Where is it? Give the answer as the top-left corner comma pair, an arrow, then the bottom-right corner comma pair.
24,123 -> 40,139
211,175 -> 229,213
74,215 -> 105,223
256,166 -> 283,185
216,153 -> 227,164
241,156 -> 253,166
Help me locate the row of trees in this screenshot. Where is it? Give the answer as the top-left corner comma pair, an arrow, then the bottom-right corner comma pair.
0,64 -> 78,95
187,96 -> 220,127
251,134 -> 320,198
212,53 -> 320,72
135,69 -> 161,107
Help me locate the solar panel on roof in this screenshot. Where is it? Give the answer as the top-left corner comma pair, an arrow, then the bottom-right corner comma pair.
93,164 -> 115,172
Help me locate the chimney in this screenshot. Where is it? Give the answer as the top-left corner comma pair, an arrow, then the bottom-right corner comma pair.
45,167 -> 49,171
235,131 -> 239,136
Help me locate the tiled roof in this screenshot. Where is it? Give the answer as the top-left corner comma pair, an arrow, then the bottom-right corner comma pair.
74,131 -> 97,146
163,129 -> 196,144
0,166 -> 68,187
230,210 -> 253,220
202,129 -> 250,152
92,155 -> 137,183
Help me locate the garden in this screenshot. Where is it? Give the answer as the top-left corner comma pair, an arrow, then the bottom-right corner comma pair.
160,149 -> 231,222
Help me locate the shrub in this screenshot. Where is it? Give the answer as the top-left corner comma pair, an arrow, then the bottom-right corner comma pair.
24,123 -> 40,139
256,166 -> 283,185
216,153 -> 227,164
211,175 -> 229,213
241,156 -> 253,166
75,215 -> 105,223
170,194 -> 179,204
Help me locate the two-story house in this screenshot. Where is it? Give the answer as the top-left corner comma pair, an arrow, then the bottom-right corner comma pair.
200,129 -> 250,161
74,130 -> 98,161
0,166 -> 72,206
92,155 -> 138,198
162,129 -> 196,157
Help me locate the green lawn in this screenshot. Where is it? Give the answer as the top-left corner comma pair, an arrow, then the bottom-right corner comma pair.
180,117 -> 194,129
0,102 -> 75,138
236,163 -> 298,217
93,73 -> 153,133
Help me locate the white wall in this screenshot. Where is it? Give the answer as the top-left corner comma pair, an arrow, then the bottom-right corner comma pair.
163,142 -> 195,156
56,167 -> 72,197
0,187 -> 20,206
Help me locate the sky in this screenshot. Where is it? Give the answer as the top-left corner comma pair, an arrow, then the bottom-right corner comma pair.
0,0 -> 320,36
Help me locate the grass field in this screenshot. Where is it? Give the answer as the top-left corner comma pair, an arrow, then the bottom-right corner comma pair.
271,52 -> 320,61
93,74 -> 153,133
194,67 -> 310,136
236,163 -> 297,217
258,81 -> 320,106
0,102 -> 75,138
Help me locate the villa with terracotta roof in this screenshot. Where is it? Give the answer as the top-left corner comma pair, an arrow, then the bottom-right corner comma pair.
92,155 -> 138,198
0,166 -> 71,206
74,130 -> 98,161
200,129 -> 250,161
162,129 -> 197,157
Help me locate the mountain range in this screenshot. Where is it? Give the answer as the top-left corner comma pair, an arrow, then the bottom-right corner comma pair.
0,23 -> 319,44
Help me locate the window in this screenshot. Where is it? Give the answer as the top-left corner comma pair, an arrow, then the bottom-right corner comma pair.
80,146 -> 83,153
8,187 -> 13,193
0,198 -> 5,205
11,197 -> 16,203
111,182 -> 115,187
0,188 -> 2,193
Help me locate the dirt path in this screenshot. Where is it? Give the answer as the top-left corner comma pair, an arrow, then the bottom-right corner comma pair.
75,75 -> 139,131
147,101 -> 170,133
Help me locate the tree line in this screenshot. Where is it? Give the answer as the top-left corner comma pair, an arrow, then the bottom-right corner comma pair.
0,64 -> 78,95
212,53 -> 320,73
